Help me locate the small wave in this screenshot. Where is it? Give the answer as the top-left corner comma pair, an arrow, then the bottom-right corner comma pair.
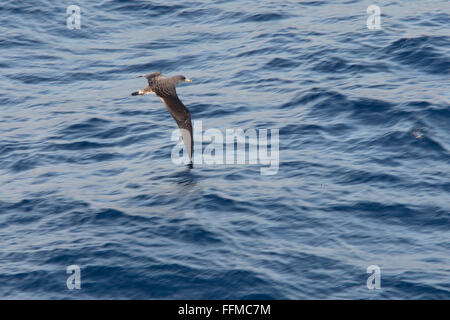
383,36 -> 450,75
239,12 -> 288,23
327,201 -> 450,231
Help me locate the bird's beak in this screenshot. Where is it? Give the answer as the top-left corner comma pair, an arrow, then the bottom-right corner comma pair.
185,78 -> 192,82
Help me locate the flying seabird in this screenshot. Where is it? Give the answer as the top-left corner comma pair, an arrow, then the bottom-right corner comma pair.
131,71 -> 193,161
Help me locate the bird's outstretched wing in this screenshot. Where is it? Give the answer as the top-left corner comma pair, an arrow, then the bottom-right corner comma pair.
160,96 -> 193,159
141,71 -> 163,86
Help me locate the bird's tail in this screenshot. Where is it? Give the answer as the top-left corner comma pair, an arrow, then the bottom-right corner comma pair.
131,91 -> 141,96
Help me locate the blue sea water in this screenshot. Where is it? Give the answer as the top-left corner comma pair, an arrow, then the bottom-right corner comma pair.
0,0 -> 449,299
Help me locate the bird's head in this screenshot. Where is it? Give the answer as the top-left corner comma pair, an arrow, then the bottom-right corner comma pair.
172,75 -> 192,84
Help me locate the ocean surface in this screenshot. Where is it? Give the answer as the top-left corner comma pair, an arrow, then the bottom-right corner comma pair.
1,0 -> 449,299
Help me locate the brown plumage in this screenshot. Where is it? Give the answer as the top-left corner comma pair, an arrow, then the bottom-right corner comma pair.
131,72 -> 193,160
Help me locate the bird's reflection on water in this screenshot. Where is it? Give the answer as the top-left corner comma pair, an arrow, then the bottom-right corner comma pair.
171,164 -> 197,187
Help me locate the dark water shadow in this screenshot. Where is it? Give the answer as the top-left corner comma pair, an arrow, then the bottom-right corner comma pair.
170,164 -> 198,187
